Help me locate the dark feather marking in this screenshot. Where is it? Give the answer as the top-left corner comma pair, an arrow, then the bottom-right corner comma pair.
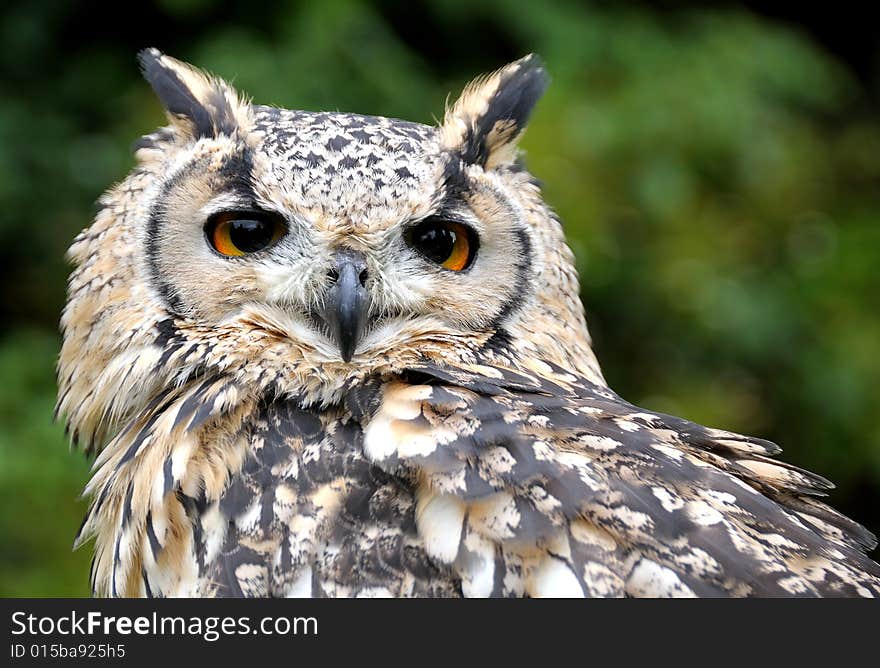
74,512 -> 90,546
111,534 -> 121,598
115,389 -> 177,453
482,328 -> 514,355
154,318 -> 179,350
117,409 -> 164,468
215,546 -> 252,598
52,388 -> 69,422
513,495 -> 562,541
279,527 -> 292,573
120,483 -> 134,528
287,408 -> 324,440
491,227 -> 533,328
344,381 -> 383,421
142,569 -> 154,598
375,533 -> 406,574
219,476 -> 252,519
146,510 -> 163,558
172,378 -> 216,431
491,544 -> 507,597
343,483 -> 373,520
259,488 -> 276,531
460,55 -> 549,166
326,135 -> 350,151
162,456 -> 174,496
131,127 -> 176,153
90,475 -> 114,519
139,49 -> 214,137
179,494 -> 206,572
138,48 -> 238,138
145,159 -> 202,315
338,155 -> 359,170
89,554 -> 97,593
408,363 -> 545,394
184,381 -> 239,433
147,150 -> 257,315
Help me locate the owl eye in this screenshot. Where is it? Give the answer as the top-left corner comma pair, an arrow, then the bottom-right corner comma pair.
206,211 -> 286,257
405,218 -> 477,271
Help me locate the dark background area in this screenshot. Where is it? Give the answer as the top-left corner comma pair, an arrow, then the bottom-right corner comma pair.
1,0 -> 878,595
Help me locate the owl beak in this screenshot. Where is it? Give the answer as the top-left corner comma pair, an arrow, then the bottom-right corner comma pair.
323,251 -> 369,362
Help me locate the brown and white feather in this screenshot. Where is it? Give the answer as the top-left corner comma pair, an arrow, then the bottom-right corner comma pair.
59,50 -> 879,598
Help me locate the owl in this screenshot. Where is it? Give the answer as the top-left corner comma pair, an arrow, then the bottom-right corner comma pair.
57,48 -> 880,598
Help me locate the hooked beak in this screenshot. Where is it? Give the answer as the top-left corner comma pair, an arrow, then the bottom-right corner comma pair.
321,251 -> 369,362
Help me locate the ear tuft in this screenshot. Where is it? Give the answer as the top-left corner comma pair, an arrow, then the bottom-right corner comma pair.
138,48 -> 250,139
441,54 -> 549,169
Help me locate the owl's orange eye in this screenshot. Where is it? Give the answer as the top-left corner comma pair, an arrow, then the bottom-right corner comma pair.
206,211 -> 286,257
406,218 -> 477,271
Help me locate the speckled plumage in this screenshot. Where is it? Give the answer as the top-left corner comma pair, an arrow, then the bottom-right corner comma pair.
58,49 -> 880,597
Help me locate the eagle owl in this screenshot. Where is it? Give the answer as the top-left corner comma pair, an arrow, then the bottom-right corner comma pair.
58,49 -> 880,597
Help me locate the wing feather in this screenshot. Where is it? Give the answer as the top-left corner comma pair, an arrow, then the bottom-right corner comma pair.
357,360 -> 880,597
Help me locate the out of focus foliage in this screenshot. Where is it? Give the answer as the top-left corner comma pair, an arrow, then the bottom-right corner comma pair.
1,0 -> 878,596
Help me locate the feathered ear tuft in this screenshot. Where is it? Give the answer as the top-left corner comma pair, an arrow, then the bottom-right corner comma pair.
138,48 -> 251,139
440,54 -> 549,170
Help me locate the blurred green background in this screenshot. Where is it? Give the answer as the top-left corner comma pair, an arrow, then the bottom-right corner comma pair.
1,0 -> 878,596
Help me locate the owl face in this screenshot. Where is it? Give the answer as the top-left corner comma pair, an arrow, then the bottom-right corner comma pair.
147,103 -> 535,364
59,50 -> 600,451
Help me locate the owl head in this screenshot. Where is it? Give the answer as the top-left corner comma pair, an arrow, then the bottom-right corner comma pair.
58,49 -> 602,452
